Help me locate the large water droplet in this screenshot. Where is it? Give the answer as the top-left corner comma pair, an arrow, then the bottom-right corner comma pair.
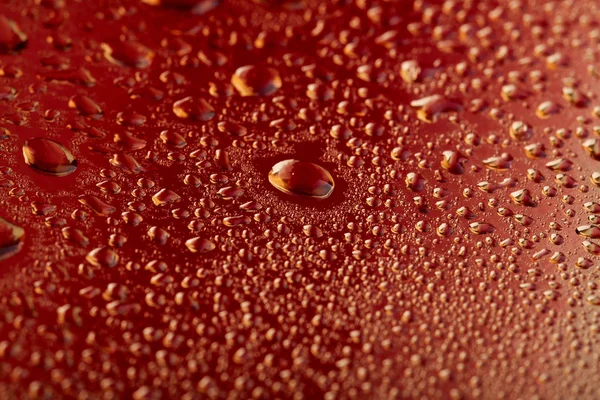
509,121 -> 533,141
22,138 -> 77,177
576,225 -> 600,239
152,188 -> 181,206
469,222 -> 494,235
101,40 -> 154,69
0,216 -> 24,260
582,138 -> 600,160
268,159 -> 334,199
231,65 -> 282,97
86,246 -> 119,268
78,195 -> 116,216
410,95 -> 461,123
441,150 -> 465,175
0,15 -> 28,54
185,237 -> 216,253
68,95 -> 103,118
141,0 -> 221,14
172,96 -> 215,120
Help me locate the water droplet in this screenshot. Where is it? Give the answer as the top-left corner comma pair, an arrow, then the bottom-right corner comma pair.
268,159 -> 334,199
78,195 -> 116,216
0,15 -> 28,54
86,246 -> 118,268
231,65 -> 282,97
22,138 -> 77,177
101,40 -> 154,69
141,0 -> 221,14
469,222 -> 494,235
546,158 -> 573,172
509,121 -> 533,142
152,188 -> 181,206
562,86 -> 588,107
410,95 -> 461,123
576,225 -> 600,239
405,172 -> 424,192
483,153 -> 513,170
44,67 -> 96,86
582,138 -> 600,160
114,132 -> 146,151
172,96 -> 215,120
185,237 -> 216,253
109,153 -> 145,174
536,101 -> 560,118
510,189 -> 536,207
400,60 -> 422,83
68,95 -> 102,118
217,121 -> 248,137
440,151 -> 465,175
0,216 -> 24,260
160,130 -> 187,148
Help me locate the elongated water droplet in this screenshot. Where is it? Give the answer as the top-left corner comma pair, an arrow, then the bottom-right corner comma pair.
440,150 -> 465,175
0,216 -> 24,260
109,153 -> 145,174
510,189 -> 536,207
152,188 -> 181,206
410,95 -> 461,123
68,95 -> 103,118
0,15 -> 28,54
172,96 -> 215,120
86,246 -> 118,268
101,40 -> 154,69
576,225 -> 600,239
231,65 -> 282,97
268,160 -> 334,199
78,195 -> 116,216
582,138 -> 600,160
23,138 -> 77,177
469,222 -> 494,234
141,0 -> 221,14
185,237 -> 216,253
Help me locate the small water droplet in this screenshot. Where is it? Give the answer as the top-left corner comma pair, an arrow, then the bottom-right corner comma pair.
101,40 -> 154,69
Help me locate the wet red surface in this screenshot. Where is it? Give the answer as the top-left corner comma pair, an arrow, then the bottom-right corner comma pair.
1,0 -> 600,399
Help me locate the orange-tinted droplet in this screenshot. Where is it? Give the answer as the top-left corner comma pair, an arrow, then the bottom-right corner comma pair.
268,159 -> 334,199
101,40 -> 154,69
22,137 -> 77,177
172,96 -> 215,120
0,15 -> 28,54
231,65 -> 282,97
0,216 -> 24,260
141,0 -> 221,15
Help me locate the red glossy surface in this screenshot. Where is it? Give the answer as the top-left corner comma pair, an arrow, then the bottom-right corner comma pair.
1,0 -> 600,399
